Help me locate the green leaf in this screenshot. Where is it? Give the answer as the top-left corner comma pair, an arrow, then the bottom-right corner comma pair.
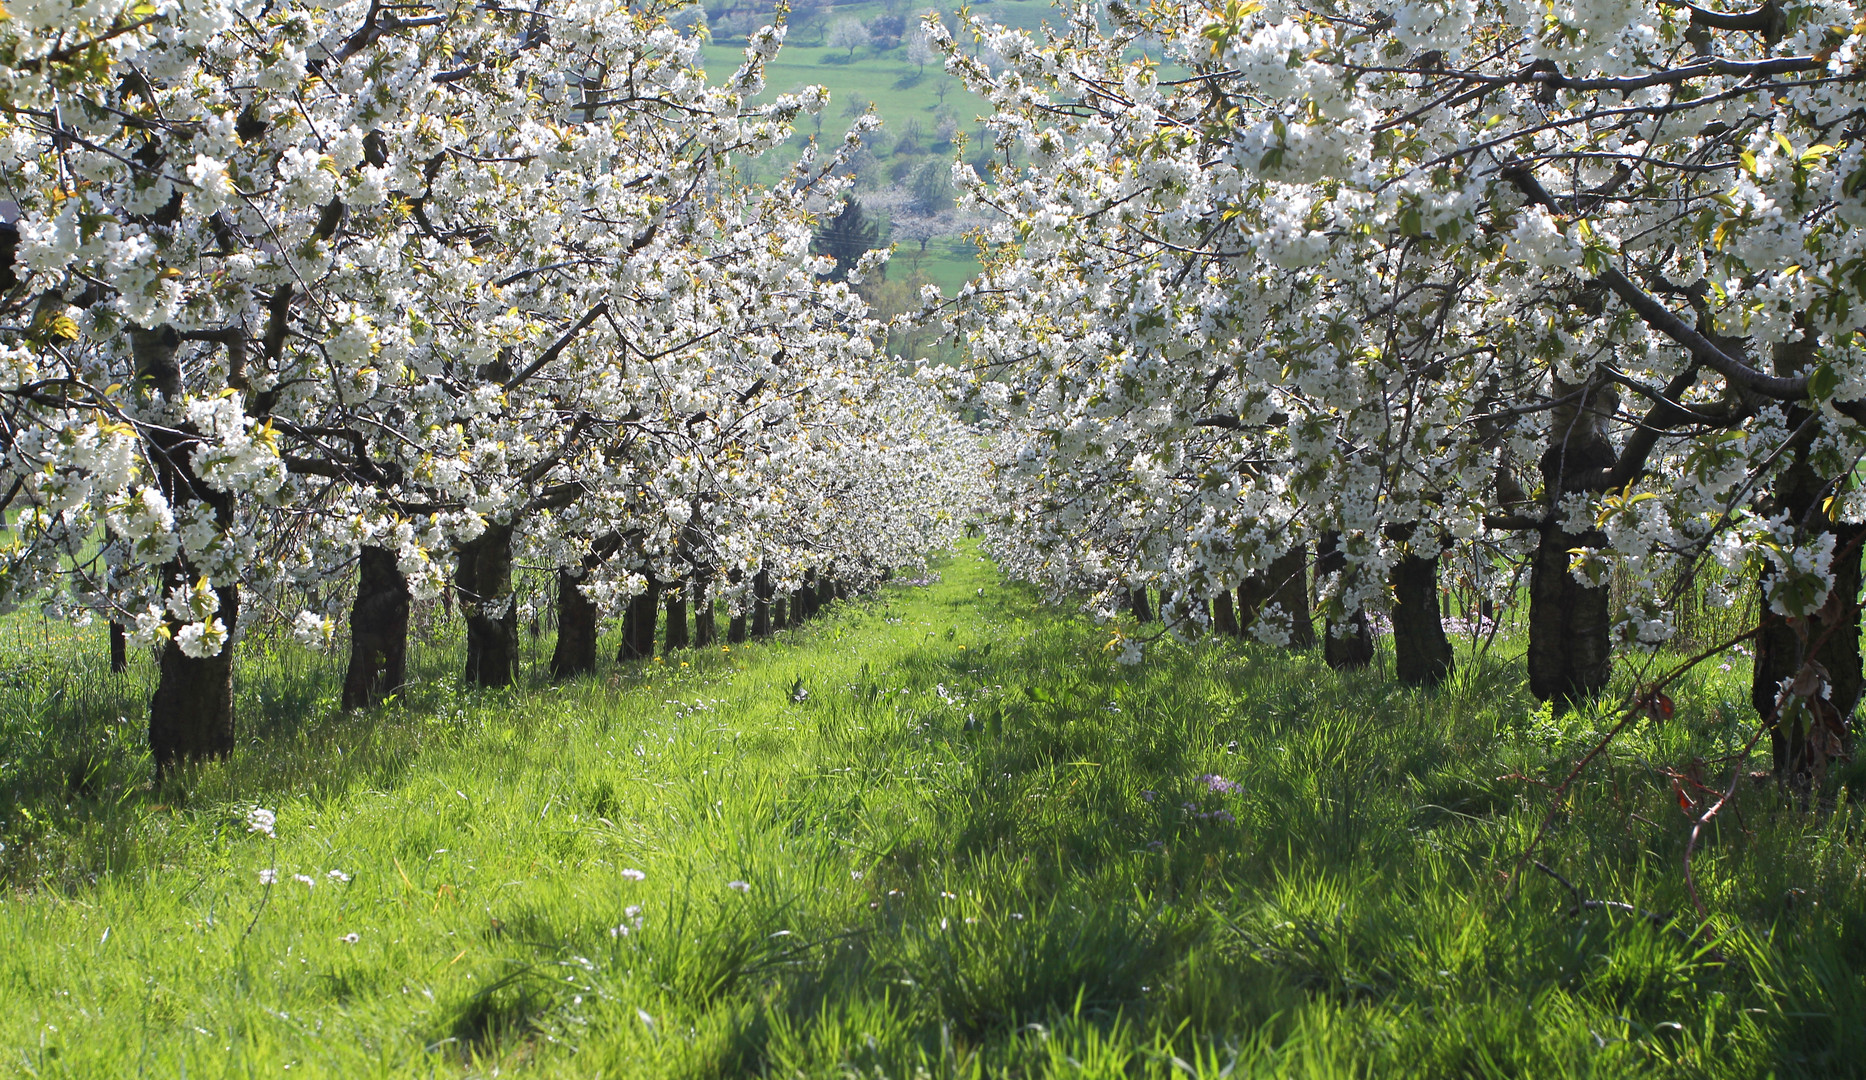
1809,363 -> 1839,401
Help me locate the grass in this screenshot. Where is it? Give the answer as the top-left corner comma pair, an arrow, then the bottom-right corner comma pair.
2,545 -> 1865,1077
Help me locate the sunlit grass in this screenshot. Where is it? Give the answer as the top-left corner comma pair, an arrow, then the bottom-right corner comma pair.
1,546 -> 1863,1077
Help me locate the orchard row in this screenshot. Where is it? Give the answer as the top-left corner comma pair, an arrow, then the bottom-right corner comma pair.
937,0 -> 1866,783
0,0 -> 979,769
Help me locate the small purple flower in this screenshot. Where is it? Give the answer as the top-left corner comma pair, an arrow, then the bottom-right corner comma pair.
1140,790 -> 1156,803
1199,774 -> 1241,794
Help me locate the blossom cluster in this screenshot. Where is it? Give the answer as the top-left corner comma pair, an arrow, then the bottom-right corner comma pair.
928,0 -> 1866,695
0,0 -> 984,688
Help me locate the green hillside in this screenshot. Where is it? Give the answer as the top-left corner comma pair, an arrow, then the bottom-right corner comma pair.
697,2 -> 1065,307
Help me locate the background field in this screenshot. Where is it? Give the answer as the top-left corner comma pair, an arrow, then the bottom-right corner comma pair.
2,546 -> 1863,1077
696,0 -> 1120,310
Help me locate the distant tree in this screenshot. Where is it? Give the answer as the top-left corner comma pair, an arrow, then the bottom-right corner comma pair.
868,12 -> 906,49
910,158 -> 952,214
827,17 -> 869,58
906,30 -> 936,72
891,213 -> 948,273
812,200 -> 880,282
894,118 -> 925,157
932,114 -> 959,148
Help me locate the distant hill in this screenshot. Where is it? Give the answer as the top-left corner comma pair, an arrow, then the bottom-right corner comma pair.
697,1 -> 1066,298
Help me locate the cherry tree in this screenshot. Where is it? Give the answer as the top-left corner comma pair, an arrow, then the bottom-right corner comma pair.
933,0 -> 1866,773
0,0 -> 982,771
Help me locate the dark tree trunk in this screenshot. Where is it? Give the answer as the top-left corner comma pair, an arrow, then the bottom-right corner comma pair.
693,574 -> 717,648
149,579 -> 239,773
821,573 -> 838,607
551,567 -> 599,680
1526,525 -> 1613,705
774,596 -> 790,630
796,570 -> 817,621
1213,591 -> 1241,636
728,568 -> 749,643
1236,575 -> 1270,633
1527,374 -> 1619,707
753,567 -> 773,638
1390,548 -> 1453,687
1130,587 -> 1153,623
1317,532 -> 1374,670
1172,595 -> 1210,636
109,622 -> 128,673
137,324 -> 241,772
1753,534 -> 1866,723
618,573 -> 660,661
664,582 -> 690,652
1752,527 -> 1863,782
1264,544 -> 1314,647
458,523 -> 518,688
342,546 -> 410,709
1749,340 -> 1863,779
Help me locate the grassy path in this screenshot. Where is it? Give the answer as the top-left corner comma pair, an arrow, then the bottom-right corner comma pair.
2,546 -> 1863,1078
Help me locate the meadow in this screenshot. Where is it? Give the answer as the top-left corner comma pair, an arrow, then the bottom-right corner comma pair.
1,546 -> 1863,1078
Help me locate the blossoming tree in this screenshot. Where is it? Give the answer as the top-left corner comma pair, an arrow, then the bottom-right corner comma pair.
936,0 -> 1866,777
0,0 -> 979,770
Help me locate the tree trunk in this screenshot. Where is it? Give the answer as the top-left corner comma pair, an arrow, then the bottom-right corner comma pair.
1262,544 -> 1314,648
753,567 -> 773,638
728,568 -> 749,643
148,579 -> 238,773
458,523 -> 518,688
1390,547 -> 1453,687
693,574 -> 717,648
342,545 -> 410,709
1526,525 -> 1613,705
1749,337 -> 1863,779
1236,575 -> 1269,633
1213,591 -> 1240,636
618,572 -> 660,661
1527,374 -> 1620,707
1317,532 -> 1374,670
1130,587 -> 1153,623
774,596 -> 790,630
820,573 -> 837,608
136,323 -> 240,772
110,622 -> 128,673
1173,595 -> 1210,636
551,567 -> 599,680
664,581 -> 690,653
796,570 -> 817,621
1752,527 -> 1863,783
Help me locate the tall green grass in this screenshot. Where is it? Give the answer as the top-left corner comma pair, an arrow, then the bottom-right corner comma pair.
2,547 -> 1863,1077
